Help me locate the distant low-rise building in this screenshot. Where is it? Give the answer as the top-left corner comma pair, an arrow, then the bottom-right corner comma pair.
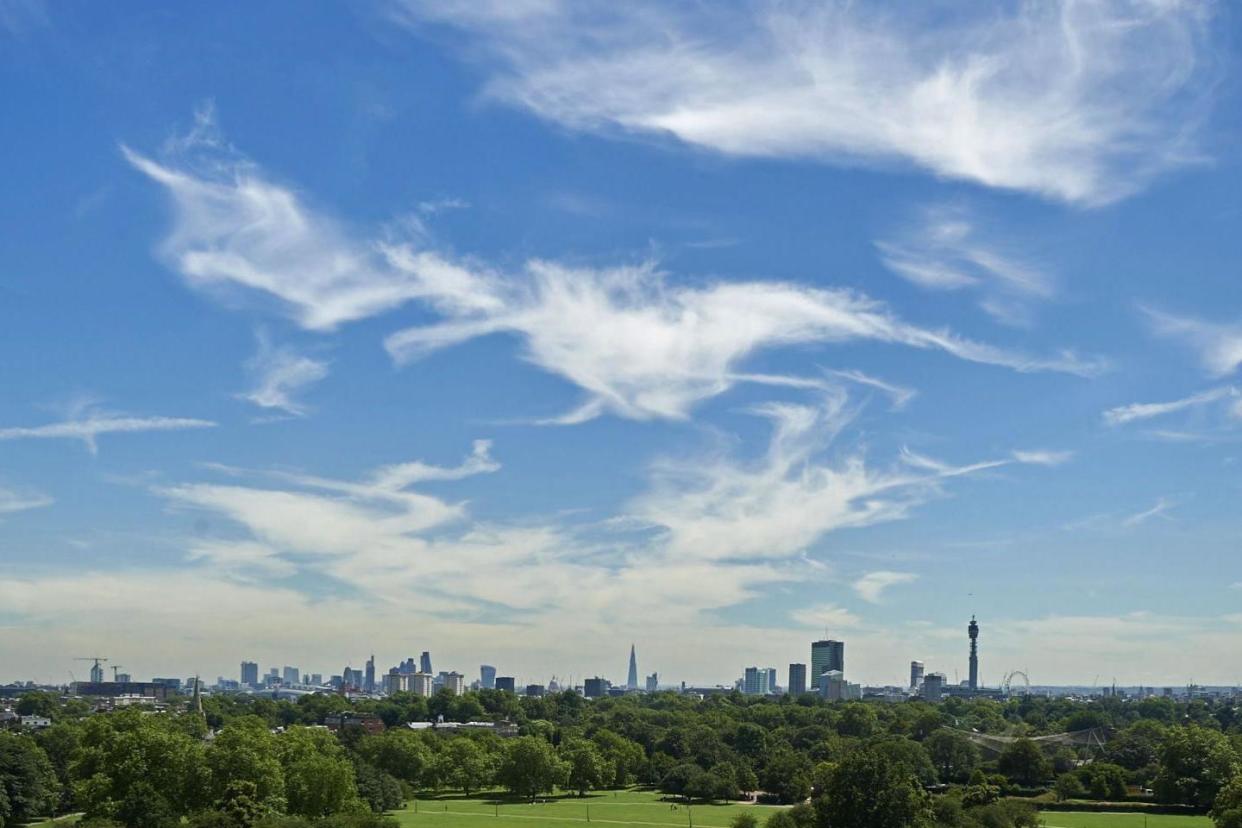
495,676 -> 516,693
324,713 -> 385,735
70,681 -> 171,701
584,677 -> 609,698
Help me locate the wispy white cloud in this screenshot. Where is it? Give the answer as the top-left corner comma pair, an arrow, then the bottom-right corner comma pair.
240,332 -> 330,416
799,603 -> 863,630
186,539 -> 296,578
122,107 -> 479,332
0,409 -> 216,455
629,394 -> 1042,562
400,0 -> 1215,204
852,570 -> 917,604
1011,449 -> 1074,467
1103,386 -> 1239,426
127,114 -> 1103,424
0,484 -> 53,515
386,259 -> 1106,422
1145,308 -> 1242,377
877,204 -> 1055,326
1121,496 -> 1177,527
417,197 -> 470,215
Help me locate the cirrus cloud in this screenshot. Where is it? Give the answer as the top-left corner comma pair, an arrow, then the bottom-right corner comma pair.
399,0 -> 1215,205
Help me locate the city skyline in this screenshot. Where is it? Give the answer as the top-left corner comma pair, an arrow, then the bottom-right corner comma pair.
3,3 -> 1242,687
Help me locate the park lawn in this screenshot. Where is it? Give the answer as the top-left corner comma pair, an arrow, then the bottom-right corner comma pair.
1040,812 -> 1212,828
393,789 -> 787,828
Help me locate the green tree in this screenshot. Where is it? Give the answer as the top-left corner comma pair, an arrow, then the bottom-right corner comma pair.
1153,725 -> 1240,808
1054,773 -> 1086,801
70,711 -> 208,821
357,730 -> 432,788
925,730 -> 979,783
997,738 -> 1051,787
33,722 -> 80,810
216,780 -> 269,828
590,730 -> 644,787
816,749 -> 932,828
15,693 -> 58,720
1105,720 -> 1165,773
733,724 -> 768,759
116,781 -> 177,828
836,705 -> 877,739
872,739 -> 937,786
0,732 -> 60,823
730,812 -> 758,828
1211,774 -> 1242,828
350,761 -> 403,815
1080,762 -> 1127,800
759,749 -> 812,804
275,727 -> 361,818
205,718 -> 286,813
496,737 -> 567,801
440,738 -> 494,796
561,740 -> 610,796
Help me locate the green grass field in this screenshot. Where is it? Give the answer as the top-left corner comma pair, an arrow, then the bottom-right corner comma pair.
1040,813 -> 1211,828
392,790 -> 786,828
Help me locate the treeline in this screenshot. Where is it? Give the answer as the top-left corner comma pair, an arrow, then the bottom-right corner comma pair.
4,688 -> 1242,828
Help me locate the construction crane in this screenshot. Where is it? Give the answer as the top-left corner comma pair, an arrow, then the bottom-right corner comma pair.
75,657 -> 108,683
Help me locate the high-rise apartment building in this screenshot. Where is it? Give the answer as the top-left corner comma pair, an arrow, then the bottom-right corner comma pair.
788,663 -> 807,696
365,655 -> 376,693
811,640 -> 844,691
910,660 -> 925,690
241,661 -> 259,687
282,666 -> 300,686
646,672 -> 659,693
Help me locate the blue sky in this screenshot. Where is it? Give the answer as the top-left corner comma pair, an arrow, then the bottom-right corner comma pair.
2,0 -> 1242,688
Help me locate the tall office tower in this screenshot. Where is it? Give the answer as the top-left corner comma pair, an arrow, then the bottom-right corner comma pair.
968,616 -> 979,690
743,667 -> 770,695
282,666 -> 300,686
90,661 -> 104,683
627,644 -> 639,690
241,661 -> 259,687
910,660 -> 925,690
419,651 -> 433,674
646,672 -> 659,693
766,667 -> 778,694
365,655 -> 376,693
788,663 -> 807,696
480,665 -> 497,689
584,677 -> 609,698
811,640 -> 845,691
310,673 -> 323,686
495,676 -> 516,693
